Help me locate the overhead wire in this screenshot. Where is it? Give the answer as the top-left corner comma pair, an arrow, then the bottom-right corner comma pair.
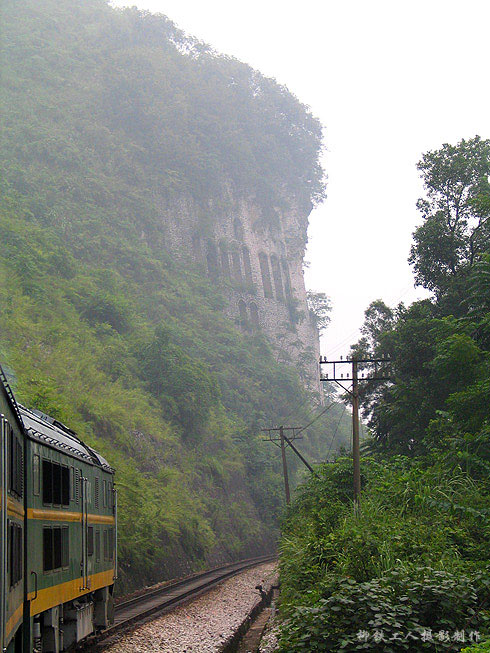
325,402 -> 349,461
295,401 -> 337,436
322,285 -> 413,357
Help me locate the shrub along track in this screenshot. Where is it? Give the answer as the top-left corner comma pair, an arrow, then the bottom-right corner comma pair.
82,555 -> 276,650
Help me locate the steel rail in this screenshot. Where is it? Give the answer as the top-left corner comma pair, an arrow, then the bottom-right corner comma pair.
84,554 -> 276,649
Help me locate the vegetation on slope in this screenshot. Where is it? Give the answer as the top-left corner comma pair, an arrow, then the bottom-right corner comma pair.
0,0 -> 348,592
277,137 -> 490,651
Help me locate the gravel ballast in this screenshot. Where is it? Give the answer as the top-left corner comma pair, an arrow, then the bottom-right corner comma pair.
104,562 -> 277,653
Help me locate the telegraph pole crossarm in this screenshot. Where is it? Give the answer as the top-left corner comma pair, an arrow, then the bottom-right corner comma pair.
261,426 -> 319,503
319,355 -> 391,508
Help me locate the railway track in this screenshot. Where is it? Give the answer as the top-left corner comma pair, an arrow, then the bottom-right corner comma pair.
84,554 -> 276,649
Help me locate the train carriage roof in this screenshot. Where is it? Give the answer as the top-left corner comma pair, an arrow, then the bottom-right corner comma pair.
0,364 -> 26,433
20,405 -> 114,472
0,362 -> 113,472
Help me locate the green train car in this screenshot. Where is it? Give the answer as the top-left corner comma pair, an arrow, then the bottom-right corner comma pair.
0,367 -> 25,652
0,365 -> 117,652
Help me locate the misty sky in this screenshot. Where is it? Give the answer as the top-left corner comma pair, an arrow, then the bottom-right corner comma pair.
111,0 -> 490,358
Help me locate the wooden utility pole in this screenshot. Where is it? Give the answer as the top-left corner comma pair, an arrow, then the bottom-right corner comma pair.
352,360 -> 361,507
279,426 -> 291,505
262,426 -> 318,505
319,355 -> 391,507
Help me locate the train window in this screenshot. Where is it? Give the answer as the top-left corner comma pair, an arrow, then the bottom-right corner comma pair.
61,466 -> 70,505
6,422 -> 23,499
6,423 -> 12,490
62,527 -> 69,567
88,527 -> 94,557
94,477 -> 99,509
43,526 -> 69,572
43,528 -> 53,572
33,455 -> 40,496
53,528 -> 62,568
53,463 -> 62,505
42,460 -> 70,506
16,440 -> 23,496
8,522 -> 23,587
95,531 -> 100,562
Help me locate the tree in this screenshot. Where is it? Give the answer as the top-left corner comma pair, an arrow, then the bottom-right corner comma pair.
409,136 -> 490,304
306,291 -> 331,333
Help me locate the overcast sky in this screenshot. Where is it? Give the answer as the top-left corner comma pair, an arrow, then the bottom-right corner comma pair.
111,0 -> 490,358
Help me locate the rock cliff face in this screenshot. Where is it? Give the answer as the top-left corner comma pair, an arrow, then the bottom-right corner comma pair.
163,197 -> 321,393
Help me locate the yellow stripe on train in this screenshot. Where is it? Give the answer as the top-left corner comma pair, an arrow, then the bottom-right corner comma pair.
28,569 -> 115,616
27,508 -> 115,524
5,602 -> 23,639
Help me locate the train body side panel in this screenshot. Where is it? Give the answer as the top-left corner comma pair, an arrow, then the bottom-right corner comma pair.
25,438 -> 115,620
0,386 -> 25,652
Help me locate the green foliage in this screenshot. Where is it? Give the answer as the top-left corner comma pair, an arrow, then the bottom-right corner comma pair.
278,138 -> 490,651
410,136 -> 490,304
0,0 -> 335,592
462,641 -> 490,652
306,291 -> 332,333
279,569 -> 484,652
278,457 -> 490,652
135,325 -> 219,435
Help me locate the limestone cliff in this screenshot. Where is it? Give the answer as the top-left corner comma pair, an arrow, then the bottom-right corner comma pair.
163,198 -> 321,392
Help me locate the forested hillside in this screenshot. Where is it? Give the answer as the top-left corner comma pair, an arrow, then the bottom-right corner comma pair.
277,137 -> 490,651
0,0 -> 350,591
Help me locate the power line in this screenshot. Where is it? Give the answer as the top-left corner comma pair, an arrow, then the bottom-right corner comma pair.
278,394 -> 319,427
322,285 -> 413,356
325,402 -> 348,461
295,401 -> 337,436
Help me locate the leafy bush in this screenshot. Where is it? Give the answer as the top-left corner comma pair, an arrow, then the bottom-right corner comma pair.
279,569 -> 484,652
278,456 -> 490,652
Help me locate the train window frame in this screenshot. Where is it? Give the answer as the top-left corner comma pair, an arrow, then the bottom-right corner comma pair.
43,527 -> 53,572
95,530 -> 100,562
42,459 -> 70,507
53,463 -> 62,505
6,421 -> 23,499
8,521 -> 23,587
43,526 -> 69,573
33,454 -> 40,496
62,527 -> 69,568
